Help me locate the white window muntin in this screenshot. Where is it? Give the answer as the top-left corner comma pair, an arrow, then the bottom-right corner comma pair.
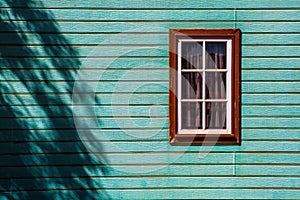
177,39 -> 232,134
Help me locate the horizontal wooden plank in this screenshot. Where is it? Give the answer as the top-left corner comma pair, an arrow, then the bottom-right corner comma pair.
242,70 -> 300,81
244,118 -> 300,128
1,69 -> 299,81
0,141 -> 299,153
0,117 -> 299,130
0,82 -> 169,93
242,129 -> 300,140
0,57 -> 169,69
0,165 -> 233,178
242,82 -> 300,93
1,33 -> 300,45
7,189 -> 300,200
236,153 -> 300,164
0,153 -> 234,166
242,106 -> 300,117
4,21 -> 300,33
1,165 -> 299,179
0,105 -> 167,117
243,46 -> 300,57
243,34 -> 300,45
1,81 -> 299,93
0,94 -> 168,105
0,129 -> 167,142
242,58 -> 300,69
1,57 -> 299,69
1,153 -> 299,167
1,128 -> 299,142
4,0 -> 300,8
1,105 -> 298,118
237,10 -> 300,21
3,9 -> 300,21
243,94 -> 300,105
237,165 -> 300,176
0,33 -> 168,45
2,45 -> 300,57
9,177 -> 300,190
1,93 -> 299,106
0,117 -> 169,129
0,69 -> 168,81
2,9 -> 235,21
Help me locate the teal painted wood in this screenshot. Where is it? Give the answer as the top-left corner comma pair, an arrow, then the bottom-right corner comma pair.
242,106 -> 300,117
7,189 -> 300,200
0,57 -> 169,69
1,81 -> 299,93
2,33 -> 300,45
1,0 -> 300,199
242,70 -> 300,81
4,9 -> 300,21
1,93 -> 299,106
1,128 -> 299,142
2,45 -> 300,57
1,165 -> 299,178
0,94 -> 169,105
4,0 -> 300,8
242,82 -> 300,93
0,153 -> 234,166
236,165 -> 300,176
1,9 -> 236,21
0,69 -> 168,81
1,69 -> 299,81
0,117 -> 299,129
1,153 -> 300,167
242,129 -> 300,140
1,141 -> 299,153
1,105 -> 298,117
237,10 -> 300,21
236,153 -> 300,164
242,94 -> 300,104
9,177 -> 300,190
1,57 -> 299,70
242,58 -> 300,69
4,22 -> 300,33
0,165 -> 234,178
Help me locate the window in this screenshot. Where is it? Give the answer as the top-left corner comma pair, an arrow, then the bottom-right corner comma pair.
169,29 -> 241,145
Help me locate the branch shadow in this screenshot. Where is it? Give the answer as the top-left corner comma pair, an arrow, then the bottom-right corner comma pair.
0,0 -> 111,199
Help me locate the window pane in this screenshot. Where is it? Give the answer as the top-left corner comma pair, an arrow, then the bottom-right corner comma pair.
182,72 -> 203,99
206,42 -> 226,69
181,42 -> 203,69
181,102 -> 202,129
205,72 -> 226,99
205,102 -> 226,129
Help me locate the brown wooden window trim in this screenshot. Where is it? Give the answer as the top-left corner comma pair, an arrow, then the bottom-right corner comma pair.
169,29 -> 241,145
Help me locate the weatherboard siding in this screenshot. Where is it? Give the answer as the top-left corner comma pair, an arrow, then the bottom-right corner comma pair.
0,0 -> 299,199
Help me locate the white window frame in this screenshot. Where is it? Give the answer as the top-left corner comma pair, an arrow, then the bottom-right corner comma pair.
177,39 -> 232,135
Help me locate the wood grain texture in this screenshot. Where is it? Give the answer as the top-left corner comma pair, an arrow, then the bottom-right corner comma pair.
2,45 -> 300,57
3,22 -> 300,33
1,33 -> 300,45
1,0 -> 300,199
3,0 -> 300,8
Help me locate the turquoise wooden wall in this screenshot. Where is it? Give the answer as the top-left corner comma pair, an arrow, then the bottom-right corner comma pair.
0,0 -> 299,199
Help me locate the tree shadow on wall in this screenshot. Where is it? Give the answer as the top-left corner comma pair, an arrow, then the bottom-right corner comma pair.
0,0 -> 111,199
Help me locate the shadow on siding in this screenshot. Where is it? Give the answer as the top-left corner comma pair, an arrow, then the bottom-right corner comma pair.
0,0 -> 111,199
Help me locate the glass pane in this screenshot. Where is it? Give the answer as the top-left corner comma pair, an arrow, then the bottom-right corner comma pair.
205,72 -> 226,99
181,102 -> 202,129
182,72 -> 203,99
205,102 -> 226,129
205,42 -> 226,69
181,42 -> 203,69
